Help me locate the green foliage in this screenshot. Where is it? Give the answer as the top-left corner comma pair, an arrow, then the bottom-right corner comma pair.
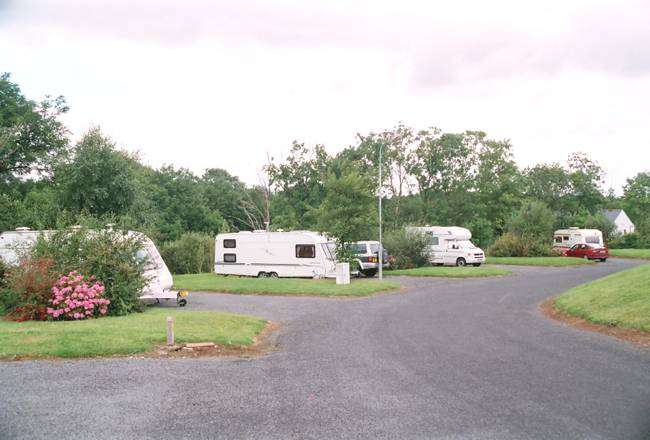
31,228 -> 148,316
160,232 -> 215,274
608,233 -> 650,249
316,170 -> 376,260
506,201 -> 555,242
488,232 -> 558,257
0,72 -> 69,181
382,229 -> 430,269
622,172 -> 650,225
58,127 -> 136,216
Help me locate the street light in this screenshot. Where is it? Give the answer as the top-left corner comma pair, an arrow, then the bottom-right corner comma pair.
378,142 -> 383,281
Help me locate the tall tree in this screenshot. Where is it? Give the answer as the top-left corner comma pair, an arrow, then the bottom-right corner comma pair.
0,73 -> 69,182
622,172 -> 650,224
57,128 -> 136,216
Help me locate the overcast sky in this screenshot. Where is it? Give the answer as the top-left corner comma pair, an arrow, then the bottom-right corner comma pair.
1,0 -> 649,191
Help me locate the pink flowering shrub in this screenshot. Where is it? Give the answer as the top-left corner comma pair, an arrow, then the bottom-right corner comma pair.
46,271 -> 110,320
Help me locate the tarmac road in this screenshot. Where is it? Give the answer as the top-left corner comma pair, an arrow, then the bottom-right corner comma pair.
1,259 -> 649,439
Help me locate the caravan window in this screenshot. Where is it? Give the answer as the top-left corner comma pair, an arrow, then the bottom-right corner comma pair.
554,236 -> 563,244
223,253 -> 236,263
223,239 -> 236,248
431,237 -> 439,246
296,244 -> 316,258
586,235 -> 600,244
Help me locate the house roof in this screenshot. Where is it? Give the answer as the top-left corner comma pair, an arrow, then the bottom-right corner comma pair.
600,209 -> 623,222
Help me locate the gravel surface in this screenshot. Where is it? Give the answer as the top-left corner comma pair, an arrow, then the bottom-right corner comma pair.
1,259 -> 649,439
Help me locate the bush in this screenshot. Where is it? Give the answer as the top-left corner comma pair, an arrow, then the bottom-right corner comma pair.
608,232 -> 650,249
383,229 -> 430,269
160,232 -> 215,274
488,232 -> 558,257
47,271 -> 110,320
31,228 -> 147,316
506,201 -> 555,242
0,257 -> 59,321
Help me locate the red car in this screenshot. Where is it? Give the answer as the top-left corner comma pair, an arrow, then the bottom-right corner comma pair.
564,243 -> 609,262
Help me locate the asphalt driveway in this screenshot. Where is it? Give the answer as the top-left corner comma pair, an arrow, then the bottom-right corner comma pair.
1,259 -> 649,439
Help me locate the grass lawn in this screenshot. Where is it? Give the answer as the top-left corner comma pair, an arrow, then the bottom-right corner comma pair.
486,256 -> 594,267
387,266 -> 511,277
0,308 -> 267,359
609,249 -> 650,260
555,263 -> 650,332
173,274 -> 400,297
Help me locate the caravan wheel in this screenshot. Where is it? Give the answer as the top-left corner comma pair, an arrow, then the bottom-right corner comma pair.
269,272 -> 279,278
257,272 -> 269,278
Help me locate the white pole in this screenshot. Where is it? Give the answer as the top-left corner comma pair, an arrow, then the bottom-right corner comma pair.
167,316 -> 174,346
378,142 -> 383,281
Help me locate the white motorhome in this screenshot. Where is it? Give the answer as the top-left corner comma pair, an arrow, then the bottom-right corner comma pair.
214,230 -> 337,278
407,226 -> 485,267
0,227 -> 186,305
553,228 -> 604,250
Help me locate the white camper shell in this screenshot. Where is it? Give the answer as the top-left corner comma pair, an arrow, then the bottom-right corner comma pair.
0,227 -> 185,305
407,226 -> 485,267
214,230 -> 337,278
553,228 -> 604,249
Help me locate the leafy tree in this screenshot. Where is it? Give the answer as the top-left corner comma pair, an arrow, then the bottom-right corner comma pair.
622,172 -> 650,224
0,73 -> 69,181
506,201 -> 555,242
316,170 -> 376,260
57,128 -> 136,216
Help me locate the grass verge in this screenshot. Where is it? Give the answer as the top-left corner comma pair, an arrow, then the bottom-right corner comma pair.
609,249 -> 650,260
173,274 -> 400,297
554,263 -> 650,332
486,256 -> 593,266
0,308 -> 267,359
387,266 -> 510,277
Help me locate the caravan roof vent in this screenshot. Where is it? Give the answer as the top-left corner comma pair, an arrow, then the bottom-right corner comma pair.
15,227 -> 31,232
569,227 -> 579,230
69,225 -> 83,230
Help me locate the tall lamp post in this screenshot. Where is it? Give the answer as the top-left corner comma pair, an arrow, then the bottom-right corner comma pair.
378,142 -> 383,281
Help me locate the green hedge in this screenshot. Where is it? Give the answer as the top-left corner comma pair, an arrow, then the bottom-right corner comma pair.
160,232 -> 214,274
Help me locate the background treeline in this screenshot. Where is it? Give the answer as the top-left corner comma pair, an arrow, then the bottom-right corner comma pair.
2,74 -> 649,272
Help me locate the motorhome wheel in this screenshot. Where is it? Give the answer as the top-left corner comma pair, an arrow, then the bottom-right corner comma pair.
177,298 -> 187,307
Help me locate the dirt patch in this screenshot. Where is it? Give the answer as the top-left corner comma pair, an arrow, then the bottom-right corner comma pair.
145,320 -> 281,359
540,298 -> 650,348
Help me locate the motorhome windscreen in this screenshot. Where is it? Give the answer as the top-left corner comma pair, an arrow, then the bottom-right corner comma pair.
457,240 -> 476,249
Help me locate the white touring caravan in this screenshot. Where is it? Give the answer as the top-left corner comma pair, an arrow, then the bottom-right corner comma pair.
407,226 -> 485,267
0,227 -> 187,306
553,228 -> 604,250
214,230 -> 337,278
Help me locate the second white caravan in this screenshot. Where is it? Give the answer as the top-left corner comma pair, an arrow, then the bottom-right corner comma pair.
407,226 -> 485,267
214,230 -> 337,278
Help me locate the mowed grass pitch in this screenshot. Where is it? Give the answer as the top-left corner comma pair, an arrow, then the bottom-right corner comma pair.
609,249 -> 650,260
486,256 -> 594,266
0,309 -> 267,359
555,263 -> 650,332
174,274 -> 400,297
387,266 -> 510,277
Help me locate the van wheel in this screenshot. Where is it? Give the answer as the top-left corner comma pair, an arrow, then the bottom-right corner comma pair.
456,258 -> 467,267
472,263 -> 481,267
269,272 -> 279,278
257,272 -> 268,278
361,269 -> 377,277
